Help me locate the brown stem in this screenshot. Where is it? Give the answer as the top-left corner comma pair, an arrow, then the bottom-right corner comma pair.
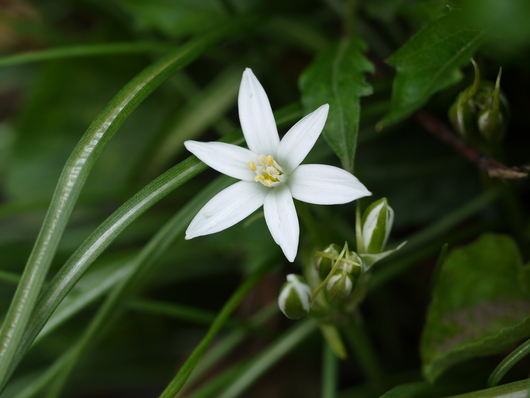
415,110 -> 529,179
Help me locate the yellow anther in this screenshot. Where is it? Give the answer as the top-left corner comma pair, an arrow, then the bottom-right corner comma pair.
263,173 -> 278,182
252,155 -> 283,187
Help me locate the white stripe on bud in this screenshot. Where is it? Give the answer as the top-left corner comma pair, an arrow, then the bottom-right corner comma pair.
361,198 -> 394,254
278,274 -> 312,319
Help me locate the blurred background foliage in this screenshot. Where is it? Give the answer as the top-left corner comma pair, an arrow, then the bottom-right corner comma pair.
0,0 -> 528,397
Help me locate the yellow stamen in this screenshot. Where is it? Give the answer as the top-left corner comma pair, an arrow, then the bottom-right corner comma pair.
263,173 -> 278,182
251,154 -> 284,187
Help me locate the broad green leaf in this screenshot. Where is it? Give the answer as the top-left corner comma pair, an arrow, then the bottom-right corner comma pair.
421,233 -> 530,382
378,11 -> 486,129
300,37 -> 373,173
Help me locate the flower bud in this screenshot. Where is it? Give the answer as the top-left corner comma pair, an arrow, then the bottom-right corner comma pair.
278,274 -> 312,320
360,198 -> 394,254
326,272 -> 355,303
449,60 -> 509,145
315,243 -> 342,280
325,251 -> 363,303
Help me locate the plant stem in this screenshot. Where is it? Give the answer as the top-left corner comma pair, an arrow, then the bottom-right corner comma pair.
342,312 -> 386,393
157,259 -> 278,398
488,338 -> 530,387
322,341 -> 338,398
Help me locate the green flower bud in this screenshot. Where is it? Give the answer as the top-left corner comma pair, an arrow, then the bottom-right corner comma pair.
360,198 -> 394,254
315,243 -> 342,280
278,274 -> 312,320
449,60 -> 509,144
326,272 -> 355,303
325,251 -> 363,303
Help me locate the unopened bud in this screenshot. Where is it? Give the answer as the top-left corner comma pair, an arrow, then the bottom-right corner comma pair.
360,198 -> 394,254
449,60 -> 509,145
325,251 -> 363,303
278,274 -> 312,320
327,273 -> 354,302
315,243 -> 342,280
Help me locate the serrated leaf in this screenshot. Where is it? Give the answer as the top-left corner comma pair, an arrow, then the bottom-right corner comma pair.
300,37 -> 373,173
421,233 -> 530,382
378,11 -> 486,129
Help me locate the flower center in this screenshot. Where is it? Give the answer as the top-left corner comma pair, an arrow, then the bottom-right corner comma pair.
248,155 -> 284,187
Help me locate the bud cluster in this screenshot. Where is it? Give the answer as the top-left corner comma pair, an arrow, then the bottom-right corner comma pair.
449,59 -> 509,146
315,243 -> 362,304
277,198 -> 403,321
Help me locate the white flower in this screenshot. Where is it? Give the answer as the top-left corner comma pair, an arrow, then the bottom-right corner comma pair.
184,68 -> 371,262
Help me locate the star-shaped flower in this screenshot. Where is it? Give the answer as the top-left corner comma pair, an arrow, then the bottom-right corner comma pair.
185,68 -> 371,262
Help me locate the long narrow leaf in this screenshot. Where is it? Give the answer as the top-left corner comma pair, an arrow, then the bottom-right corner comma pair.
0,22 -> 245,390
216,320 -> 317,398
6,105 -> 299,386
0,42 -> 173,67
10,176 -> 233,398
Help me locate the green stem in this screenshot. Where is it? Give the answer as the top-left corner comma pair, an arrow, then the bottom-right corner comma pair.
356,200 -> 364,252
322,341 -> 338,398
0,23 -> 246,390
446,379 -> 530,398
0,42 -> 174,67
342,312 -> 386,393
127,298 -> 267,334
312,243 -> 348,299
216,320 -> 318,398
157,259 -> 277,398
180,303 -> 278,395
488,338 -> 530,387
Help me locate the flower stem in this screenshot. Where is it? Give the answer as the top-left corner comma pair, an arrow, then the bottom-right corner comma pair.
321,341 -> 339,398
312,242 -> 348,299
342,312 -> 387,393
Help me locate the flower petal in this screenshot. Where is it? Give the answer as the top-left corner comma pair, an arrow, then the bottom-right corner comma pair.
185,140 -> 256,181
263,186 -> 299,262
238,68 -> 280,155
277,104 -> 329,172
186,181 -> 266,239
289,164 -> 371,205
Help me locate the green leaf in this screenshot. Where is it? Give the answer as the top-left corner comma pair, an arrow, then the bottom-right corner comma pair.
421,233 -> 530,382
378,11 -> 486,129
118,0 -> 228,37
0,23 -> 245,391
300,37 -> 374,173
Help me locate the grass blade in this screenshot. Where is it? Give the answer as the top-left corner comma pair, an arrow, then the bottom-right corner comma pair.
0,23 -> 244,390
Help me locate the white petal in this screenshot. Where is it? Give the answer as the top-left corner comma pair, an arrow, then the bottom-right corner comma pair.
289,164 -> 371,205
238,68 -> 280,155
277,104 -> 329,172
185,141 -> 256,181
186,181 -> 266,239
263,186 -> 299,262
